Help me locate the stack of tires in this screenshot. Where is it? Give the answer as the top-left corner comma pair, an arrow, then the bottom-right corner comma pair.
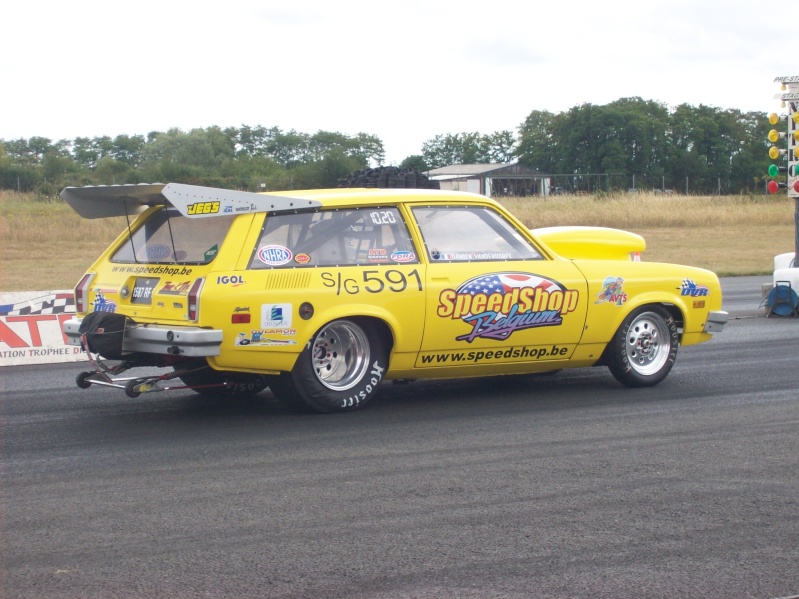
338,166 -> 439,189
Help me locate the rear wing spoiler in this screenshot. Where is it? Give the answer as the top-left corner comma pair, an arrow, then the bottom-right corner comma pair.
60,183 -> 322,219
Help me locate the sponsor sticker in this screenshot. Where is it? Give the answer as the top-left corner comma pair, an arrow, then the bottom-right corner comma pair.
391,250 -> 416,263
235,330 -> 298,346
216,275 -> 245,286
434,251 -> 513,261
257,245 -> 293,266
204,244 -> 219,261
145,245 -> 172,261
680,279 -> 709,297
595,276 -> 627,306
160,281 -> 192,295
186,201 -> 220,215
92,290 -> 117,312
368,248 -> 389,263
261,303 -> 292,329
437,272 -> 579,343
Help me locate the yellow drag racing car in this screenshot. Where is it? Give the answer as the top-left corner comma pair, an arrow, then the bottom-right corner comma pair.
61,183 -> 727,413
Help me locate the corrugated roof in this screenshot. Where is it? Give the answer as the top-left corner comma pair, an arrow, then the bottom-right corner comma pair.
424,163 -> 544,176
425,164 -> 507,176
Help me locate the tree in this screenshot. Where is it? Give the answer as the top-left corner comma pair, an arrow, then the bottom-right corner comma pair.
94,156 -> 131,185
400,154 -> 428,171
422,131 -> 514,168
353,132 -> 385,166
73,137 -> 100,169
110,134 -> 145,166
235,125 -> 273,157
0,106 -> 775,195
515,110 -> 560,173
317,148 -> 363,188
3,138 -> 48,167
481,130 -> 516,164
515,98 -> 769,193
268,128 -> 310,166
731,110 -> 771,193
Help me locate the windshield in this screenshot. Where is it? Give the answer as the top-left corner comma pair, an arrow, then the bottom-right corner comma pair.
111,208 -> 236,264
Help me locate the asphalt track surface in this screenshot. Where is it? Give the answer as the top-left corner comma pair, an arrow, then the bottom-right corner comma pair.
2,276 -> 798,599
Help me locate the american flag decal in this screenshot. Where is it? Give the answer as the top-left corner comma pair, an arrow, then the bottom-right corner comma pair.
456,272 -> 563,301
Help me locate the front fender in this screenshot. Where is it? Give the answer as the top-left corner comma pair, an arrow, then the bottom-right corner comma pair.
573,260 -> 723,346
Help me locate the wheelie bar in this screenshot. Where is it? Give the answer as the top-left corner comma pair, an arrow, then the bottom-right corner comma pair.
74,334 -> 224,398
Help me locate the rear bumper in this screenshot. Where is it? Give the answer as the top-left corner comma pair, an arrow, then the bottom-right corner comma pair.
63,317 -> 223,357
703,310 -> 728,334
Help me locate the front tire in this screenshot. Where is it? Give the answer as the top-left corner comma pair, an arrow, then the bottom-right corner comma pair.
606,305 -> 678,387
271,319 -> 389,413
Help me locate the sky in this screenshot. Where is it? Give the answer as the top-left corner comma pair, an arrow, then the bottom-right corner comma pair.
4,0 -> 799,164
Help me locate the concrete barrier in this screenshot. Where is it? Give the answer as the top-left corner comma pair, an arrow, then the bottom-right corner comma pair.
0,290 -> 87,367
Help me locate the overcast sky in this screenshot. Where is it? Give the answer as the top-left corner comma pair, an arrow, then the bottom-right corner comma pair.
4,0 -> 798,163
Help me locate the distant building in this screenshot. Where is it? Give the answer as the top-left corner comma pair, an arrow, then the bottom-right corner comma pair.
423,163 -> 551,198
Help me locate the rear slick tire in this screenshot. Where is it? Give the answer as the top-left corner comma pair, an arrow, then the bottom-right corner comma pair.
271,319 -> 389,413
606,305 -> 678,387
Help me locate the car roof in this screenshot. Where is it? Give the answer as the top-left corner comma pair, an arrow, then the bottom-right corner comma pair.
267,187 -> 492,206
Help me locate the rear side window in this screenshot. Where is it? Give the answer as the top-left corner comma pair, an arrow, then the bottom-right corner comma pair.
111,208 -> 236,264
248,207 -> 418,268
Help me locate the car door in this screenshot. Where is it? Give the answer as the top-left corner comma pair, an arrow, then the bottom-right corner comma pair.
409,204 -> 588,370
210,205 -> 427,374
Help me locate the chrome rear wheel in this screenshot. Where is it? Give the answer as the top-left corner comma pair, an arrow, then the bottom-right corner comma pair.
311,320 -> 371,391
270,319 -> 389,413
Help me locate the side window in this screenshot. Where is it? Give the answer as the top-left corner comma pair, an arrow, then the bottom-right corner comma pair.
248,207 -> 419,268
411,205 -> 542,262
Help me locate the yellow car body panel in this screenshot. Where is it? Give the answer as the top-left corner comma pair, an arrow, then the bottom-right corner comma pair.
533,226 -> 646,261
571,259 -> 723,345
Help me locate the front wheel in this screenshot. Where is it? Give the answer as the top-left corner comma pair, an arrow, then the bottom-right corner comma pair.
606,305 -> 678,387
271,319 -> 389,413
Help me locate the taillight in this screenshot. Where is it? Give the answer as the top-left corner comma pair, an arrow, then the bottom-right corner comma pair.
74,273 -> 95,314
187,278 -> 205,321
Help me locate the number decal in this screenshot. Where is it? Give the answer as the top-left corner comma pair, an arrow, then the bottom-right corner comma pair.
370,211 -> 397,225
363,271 -> 386,294
385,269 -> 407,292
322,269 -> 424,295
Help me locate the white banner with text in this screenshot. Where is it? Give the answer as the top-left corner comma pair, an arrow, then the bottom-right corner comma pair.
0,290 -> 86,366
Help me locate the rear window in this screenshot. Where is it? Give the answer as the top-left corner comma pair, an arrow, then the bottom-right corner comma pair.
111,208 -> 236,264
248,207 -> 418,268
